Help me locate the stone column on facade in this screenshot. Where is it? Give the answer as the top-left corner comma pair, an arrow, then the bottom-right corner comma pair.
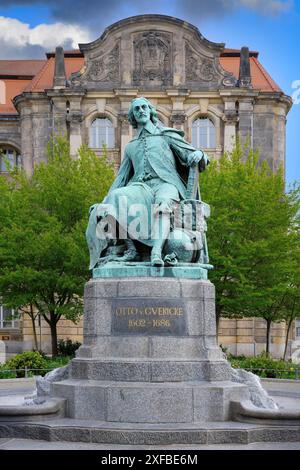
170,111 -> 186,131
49,96 -> 67,139
53,47 -> 66,89
222,102 -> 239,153
238,47 -> 252,89
65,95 -> 84,158
115,91 -> 138,162
118,111 -> 131,162
253,98 -> 288,172
31,99 -> 52,167
169,96 -> 186,131
69,111 -> 83,158
68,113 -> 82,159
274,110 -> 287,173
237,98 -> 254,148
20,104 -> 34,175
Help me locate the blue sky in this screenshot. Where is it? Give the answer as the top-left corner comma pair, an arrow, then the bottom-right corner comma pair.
0,0 -> 298,184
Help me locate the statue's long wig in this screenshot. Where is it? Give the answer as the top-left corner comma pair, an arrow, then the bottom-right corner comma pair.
128,97 -> 158,129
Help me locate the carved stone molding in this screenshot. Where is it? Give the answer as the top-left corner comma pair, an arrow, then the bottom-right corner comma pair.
185,43 -> 237,88
132,31 -> 172,86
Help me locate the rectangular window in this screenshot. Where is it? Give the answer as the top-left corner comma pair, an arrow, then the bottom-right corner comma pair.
296,327 -> 300,337
0,305 -> 18,329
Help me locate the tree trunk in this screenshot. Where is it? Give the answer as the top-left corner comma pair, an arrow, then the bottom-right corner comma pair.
266,318 -> 272,357
48,311 -> 58,357
30,314 -> 39,351
28,303 -> 39,351
283,317 -> 294,361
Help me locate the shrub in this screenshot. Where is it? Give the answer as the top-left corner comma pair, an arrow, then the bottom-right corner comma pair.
4,351 -> 48,378
57,338 -> 81,357
0,366 -> 17,379
229,352 -> 300,379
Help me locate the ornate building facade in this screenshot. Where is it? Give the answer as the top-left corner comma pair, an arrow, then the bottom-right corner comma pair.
0,15 -> 294,357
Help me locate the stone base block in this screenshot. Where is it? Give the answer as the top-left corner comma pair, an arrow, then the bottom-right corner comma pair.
49,277 -> 249,427
51,379 -> 249,423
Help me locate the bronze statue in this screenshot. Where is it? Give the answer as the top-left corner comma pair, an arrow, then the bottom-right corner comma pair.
86,97 -> 210,271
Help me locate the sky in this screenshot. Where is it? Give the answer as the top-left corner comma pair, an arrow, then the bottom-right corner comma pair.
0,0 -> 299,185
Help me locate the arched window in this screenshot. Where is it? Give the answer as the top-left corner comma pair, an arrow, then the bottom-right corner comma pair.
192,117 -> 216,149
0,146 -> 21,172
90,117 -> 115,148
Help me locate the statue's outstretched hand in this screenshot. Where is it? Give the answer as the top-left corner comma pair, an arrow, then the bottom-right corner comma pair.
188,150 -> 210,167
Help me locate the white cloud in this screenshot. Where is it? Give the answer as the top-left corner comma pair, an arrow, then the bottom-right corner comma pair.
0,16 -> 92,52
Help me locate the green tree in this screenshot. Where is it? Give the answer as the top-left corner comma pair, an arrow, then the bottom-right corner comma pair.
201,142 -> 300,355
0,137 -> 114,356
281,209 -> 300,360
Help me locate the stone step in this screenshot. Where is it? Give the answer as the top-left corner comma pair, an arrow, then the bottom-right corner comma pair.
1,419 -> 300,445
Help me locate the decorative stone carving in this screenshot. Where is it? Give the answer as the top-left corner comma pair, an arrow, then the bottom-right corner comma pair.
222,110 -> 239,125
66,111 -> 83,123
185,43 -> 237,88
118,111 -> 130,132
170,112 -> 186,126
222,76 -> 238,87
86,44 -> 120,82
70,43 -> 120,87
186,45 -> 214,82
133,31 -> 172,86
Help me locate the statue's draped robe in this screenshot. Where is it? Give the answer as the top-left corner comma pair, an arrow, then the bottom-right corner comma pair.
86,122 -> 203,269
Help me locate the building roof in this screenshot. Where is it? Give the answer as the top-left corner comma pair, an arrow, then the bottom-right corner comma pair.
220,56 -> 281,92
0,60 -> 45,114
0,60 -> 45,78
0,48 -> 281,115
0,78 -> 33,114
221,48 -> 259,58
23,57 -> 84,93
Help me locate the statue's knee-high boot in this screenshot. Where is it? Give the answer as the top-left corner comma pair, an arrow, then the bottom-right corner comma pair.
151,211 -> 171,266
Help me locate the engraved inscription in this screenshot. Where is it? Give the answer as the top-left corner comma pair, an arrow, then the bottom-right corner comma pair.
112,299 -> 187,335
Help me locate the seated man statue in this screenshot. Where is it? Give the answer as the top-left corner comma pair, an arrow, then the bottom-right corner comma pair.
86,97 -> 210,269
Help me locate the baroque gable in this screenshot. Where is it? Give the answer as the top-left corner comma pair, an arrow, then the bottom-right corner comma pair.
68,15 -> 237,91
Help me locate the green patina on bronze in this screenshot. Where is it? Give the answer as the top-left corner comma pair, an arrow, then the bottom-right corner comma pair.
86,97 -> 211,278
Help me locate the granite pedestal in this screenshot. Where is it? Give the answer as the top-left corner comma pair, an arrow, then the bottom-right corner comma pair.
51,277 -> 248,424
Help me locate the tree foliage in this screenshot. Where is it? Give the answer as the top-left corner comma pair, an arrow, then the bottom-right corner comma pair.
201,142 -> 300,354
0,137 -> 114,356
